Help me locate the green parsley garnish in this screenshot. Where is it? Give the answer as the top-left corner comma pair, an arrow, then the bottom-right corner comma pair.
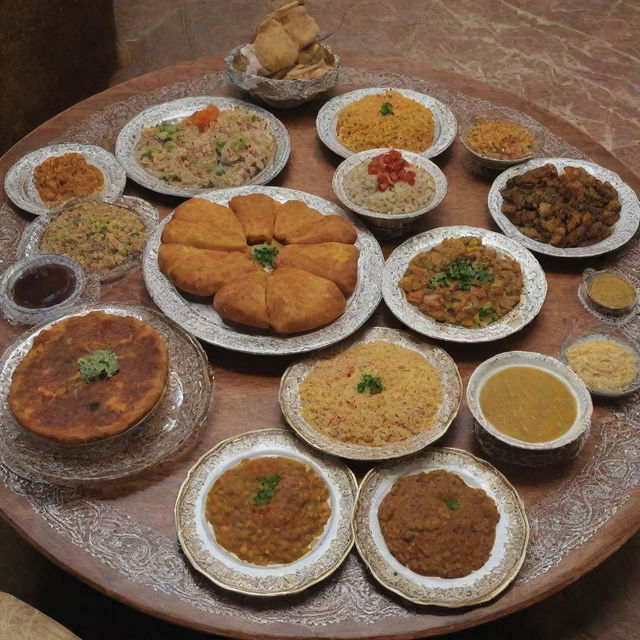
429,257 -> 494,291
236,136 -> 248,151
357,372 -> 383,395
77,349 -> 119,384
252,243 -> 278,269
380,102 -> 394,115
215,139 -> 226,152
163,172 -> 180,182
140,149 -> 155,161
445,498 -> 460,510
253,474 -> 282,505
472,301 -> 500,327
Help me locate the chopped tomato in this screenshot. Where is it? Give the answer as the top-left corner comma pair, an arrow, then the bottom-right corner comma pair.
366,149 -> 416,192
185,104 -> 220,133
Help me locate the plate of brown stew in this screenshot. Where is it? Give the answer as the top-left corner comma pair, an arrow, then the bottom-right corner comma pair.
175,428 -> 357,596
488,158 -> 640,257
352,447 -> 529,607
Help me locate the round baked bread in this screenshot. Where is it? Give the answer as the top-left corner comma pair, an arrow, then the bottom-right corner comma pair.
8,311 -> 169,444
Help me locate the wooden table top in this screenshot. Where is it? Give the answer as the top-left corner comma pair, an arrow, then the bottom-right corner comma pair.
1,54 -> 639,639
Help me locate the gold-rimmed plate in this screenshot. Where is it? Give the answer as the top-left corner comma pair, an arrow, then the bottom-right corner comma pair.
175,428 -> 357,596
279,326 -> 461,460
353,447 -> 529,607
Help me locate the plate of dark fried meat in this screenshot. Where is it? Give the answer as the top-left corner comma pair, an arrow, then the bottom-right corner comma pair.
488,158 -> 640,257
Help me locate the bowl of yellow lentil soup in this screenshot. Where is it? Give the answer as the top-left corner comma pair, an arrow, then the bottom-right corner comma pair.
459,106 -> 544,170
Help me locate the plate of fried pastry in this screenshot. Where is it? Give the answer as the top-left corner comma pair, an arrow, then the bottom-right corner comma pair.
143,186 -> 384,355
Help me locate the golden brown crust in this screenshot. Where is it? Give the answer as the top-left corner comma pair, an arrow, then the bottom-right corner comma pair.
8,312 -> 169,444
266,266 -> 346,334
273,201 -> 357,244
228,194 -> 280,244
158,244 -> 258,296
277,242 -> 359,295
161,218 -> 248,252
214,270 -> 270,329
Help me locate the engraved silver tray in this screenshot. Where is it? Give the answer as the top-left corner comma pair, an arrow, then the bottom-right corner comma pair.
142,186 -> 385,356
316,87 -> 457,159
115,96 -> 290,197
279,326 -> 461,460
0,304 -> 213,486
16,195 -> 160,282
352,447 -> 529,607
488,158 -> 640,257
4,143 -> 126,216
382,226 -> 547,343
175,428 -> 357,596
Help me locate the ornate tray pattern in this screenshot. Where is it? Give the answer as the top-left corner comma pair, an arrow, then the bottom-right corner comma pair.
4,143 -> 126,216
0,67 -> 638,635
16,195 -> 159,282
352,447 -> 529,607
0,304 -> 213,486
279,326 -> 462,460
142,185 -> 384,356
316,87 -> 458,159
382,226 -> 548,343
488,157 -> 640,258
175,429 -> 357,596
115,96 -> 290,197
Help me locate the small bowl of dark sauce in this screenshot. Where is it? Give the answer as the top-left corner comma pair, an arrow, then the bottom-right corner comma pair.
1,254 -> 95,325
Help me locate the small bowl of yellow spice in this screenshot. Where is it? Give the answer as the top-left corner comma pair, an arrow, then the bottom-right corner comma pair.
561,322 -> 640,398
459,106 -> 544,170
579,268 -> 638,318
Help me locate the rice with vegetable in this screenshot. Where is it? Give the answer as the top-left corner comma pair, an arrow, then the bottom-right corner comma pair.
343,151 -> 435,215
336,90 -> 435,153
40,199 -> 146,272
137,105 -> 276,188
299,341 -> 443,446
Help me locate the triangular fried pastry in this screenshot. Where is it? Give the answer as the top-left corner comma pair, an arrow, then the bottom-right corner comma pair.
158,244 -> 257,296
214,270 -> 270,329
289,216 -> 357,244
277,242 -> 359,295
228,193 -> 280,244
172,198 -> 239,228
266,266 -> 346,334
273,200 -> 357,245
161,219 -> 248,252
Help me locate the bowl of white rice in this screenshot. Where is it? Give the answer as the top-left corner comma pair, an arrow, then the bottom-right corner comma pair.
332,149 -> 447,238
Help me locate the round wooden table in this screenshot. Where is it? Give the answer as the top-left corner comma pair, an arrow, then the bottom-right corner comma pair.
1,54 -> 639,639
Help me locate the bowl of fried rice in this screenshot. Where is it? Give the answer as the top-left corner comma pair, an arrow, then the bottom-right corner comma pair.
459,106 -> 544,170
